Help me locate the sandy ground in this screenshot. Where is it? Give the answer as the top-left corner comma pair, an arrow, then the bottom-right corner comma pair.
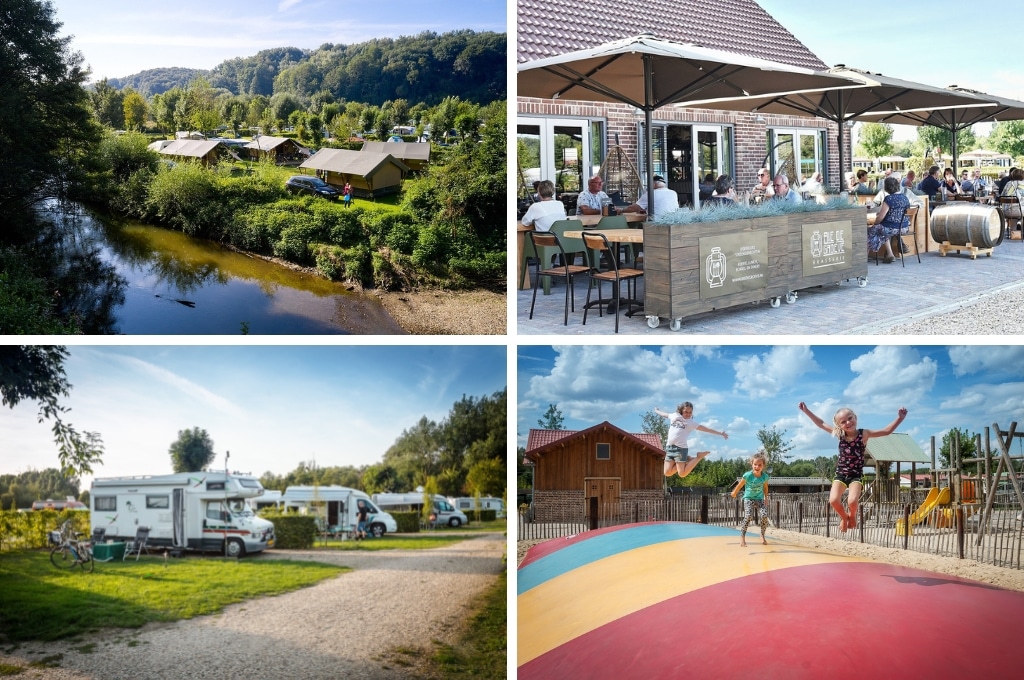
375,289 -> 506,335
517,527 -> 1024,593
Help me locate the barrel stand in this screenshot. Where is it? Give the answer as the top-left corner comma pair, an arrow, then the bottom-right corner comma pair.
937,241 -> 994,259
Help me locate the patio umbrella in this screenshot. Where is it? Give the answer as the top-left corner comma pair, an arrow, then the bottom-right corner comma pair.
517,34 -> 860,217
683,66 -> 989,189
858,87 -> 1024,174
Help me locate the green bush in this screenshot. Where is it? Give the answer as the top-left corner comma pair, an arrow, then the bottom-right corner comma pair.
0,510 -> 90,551
261,512 -> 316,549
411,223 -> 451,271
313,244 -> 372,285
147,162 -> 226,237
326,206 -> 367,246
391,511 -> 421,533
363,210 -> 420,252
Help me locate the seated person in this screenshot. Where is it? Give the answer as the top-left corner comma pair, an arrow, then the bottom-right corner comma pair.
751,168 -> 774,199
575,175 -> 610,215
623,175 -> 679,217
971,169 -> 987,194
868,176 -> 911,263
519,179 -> 566,232
959,170 -> 974,193
901,170 -> 917,189
703,174 -> 736,207
941,167 -> 961,195
771,174 -> 802,204
698,173 -> 716,201
996,168 -> 1016,195
852,169 -> 875,195
918,165 -> 943,197
801,171 -> 824,195
1000,167 -> 1024,221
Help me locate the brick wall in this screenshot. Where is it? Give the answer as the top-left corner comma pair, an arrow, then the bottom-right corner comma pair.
533,488 -> 666,522
517,98 -> 845,193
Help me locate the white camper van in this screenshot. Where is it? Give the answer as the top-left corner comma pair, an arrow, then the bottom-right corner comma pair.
450,496 -> 505,519
90,471 -> 275,557
281,486 -> 397,538
372,492 -> 469,528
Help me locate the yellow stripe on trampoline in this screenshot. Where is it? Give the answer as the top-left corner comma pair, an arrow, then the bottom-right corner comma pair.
518,536 -> 869,666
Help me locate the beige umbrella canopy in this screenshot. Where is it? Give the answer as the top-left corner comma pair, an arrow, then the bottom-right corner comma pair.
517,34 -> 859,217
858,87 -> 1024,172
683,66 -> 991,186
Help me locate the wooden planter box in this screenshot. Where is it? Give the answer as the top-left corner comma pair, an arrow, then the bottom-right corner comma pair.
642,207 -> 867,330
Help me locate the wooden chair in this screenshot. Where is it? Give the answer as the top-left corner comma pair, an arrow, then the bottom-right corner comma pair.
997,195 -> 1023,240
518,220 -> 586,293
581,231 -> 644,333
526,230 -> 590,325
897,205 -> 921,266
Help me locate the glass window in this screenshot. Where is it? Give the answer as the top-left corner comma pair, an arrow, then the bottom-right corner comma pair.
146,495 -> 169,509
94,496 -> 116,511
596,443 -> 611,460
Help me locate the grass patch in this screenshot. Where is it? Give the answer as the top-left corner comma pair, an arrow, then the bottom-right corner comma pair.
381,572 -> 506,679
314,534 -> 471,551
0,663 -> 24,676
0,551 -> 345,643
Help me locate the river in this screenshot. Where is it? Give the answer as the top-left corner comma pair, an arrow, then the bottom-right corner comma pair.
48,204 -> 405,335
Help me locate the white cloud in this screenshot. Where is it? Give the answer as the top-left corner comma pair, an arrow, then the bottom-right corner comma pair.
948,346 -> 1024,377
113,355 -> 245,418
845,346 -> 937,415
733,345 -> 818,398
279,0 -> 305,10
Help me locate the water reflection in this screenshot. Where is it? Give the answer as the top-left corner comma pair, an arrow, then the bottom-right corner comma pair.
45,204 -> 404,335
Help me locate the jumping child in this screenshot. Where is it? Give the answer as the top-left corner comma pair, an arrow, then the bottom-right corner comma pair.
798,402 -> 907,532
654,402 -> 728,478
731,451 -> 770,547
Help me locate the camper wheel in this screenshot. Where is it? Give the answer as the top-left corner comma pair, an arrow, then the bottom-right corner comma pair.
448,517 -> 462,528
226,537 -> 246,558
369,523 -> 385,538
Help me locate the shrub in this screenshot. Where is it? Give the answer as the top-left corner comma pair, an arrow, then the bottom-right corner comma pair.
313,244 -> 372,285
108,167 -> 156,219
411,223 -> 451,272
147,162 -> 225,237
261,512 -> 316,549
327,206 -> 367,246
391,511 -> 421,533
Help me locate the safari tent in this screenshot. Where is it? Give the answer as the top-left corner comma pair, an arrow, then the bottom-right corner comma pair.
299,149 -> 411,198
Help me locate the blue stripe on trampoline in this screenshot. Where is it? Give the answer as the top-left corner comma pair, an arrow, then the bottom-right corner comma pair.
518,523 -> 737,595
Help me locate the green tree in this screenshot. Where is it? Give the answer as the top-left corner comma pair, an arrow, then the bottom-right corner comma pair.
537,404 -> 564,430
122,88 -> 148,131
466,458 -> 504,497
990,120 -> 1024,160
858,122 -> 894,159
918,126 -> 976,161
0,0 -> 102,217
756,425 -> 795,471
168,427 -> 216,472
91,78 -> 126,129
0,346 -> 104,476
939,427 -> 979,469
640,409 -> 669,448
360,464 -> 399,494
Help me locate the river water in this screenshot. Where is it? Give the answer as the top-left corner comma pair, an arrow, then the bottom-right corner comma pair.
55,205 -> 405,335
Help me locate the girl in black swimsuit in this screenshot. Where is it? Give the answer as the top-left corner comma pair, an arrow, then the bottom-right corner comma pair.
799,402 -> 908,533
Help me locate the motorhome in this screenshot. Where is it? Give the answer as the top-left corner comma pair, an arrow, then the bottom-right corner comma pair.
280,486 -> 398,537
372,492 -> 469,528
90,471 -> 275,557
449,496 -> 505,519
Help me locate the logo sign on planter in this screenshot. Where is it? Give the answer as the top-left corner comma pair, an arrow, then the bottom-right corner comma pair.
802,220 -> 853,276
698,231 -> 769,299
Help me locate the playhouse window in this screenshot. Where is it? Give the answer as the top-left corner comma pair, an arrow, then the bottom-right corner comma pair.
596,443 -> 610,460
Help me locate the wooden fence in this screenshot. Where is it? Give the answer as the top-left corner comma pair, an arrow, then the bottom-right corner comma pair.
518,492 -> 1024,570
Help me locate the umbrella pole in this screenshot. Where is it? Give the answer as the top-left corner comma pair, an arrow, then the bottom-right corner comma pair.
643,53 -> 656,219
836,90 -> 845,193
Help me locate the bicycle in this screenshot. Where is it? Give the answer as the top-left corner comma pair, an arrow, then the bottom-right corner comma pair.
48,519 -> 94,572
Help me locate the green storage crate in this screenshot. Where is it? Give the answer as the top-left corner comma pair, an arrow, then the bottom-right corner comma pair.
92,541 -> 126,562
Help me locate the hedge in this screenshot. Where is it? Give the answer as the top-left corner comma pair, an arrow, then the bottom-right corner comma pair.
261,512 -> 317,549
391,511 -> 421,533
0,510 -> 90,551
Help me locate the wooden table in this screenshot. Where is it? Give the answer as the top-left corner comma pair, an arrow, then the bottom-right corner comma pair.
562,229 -> 644,242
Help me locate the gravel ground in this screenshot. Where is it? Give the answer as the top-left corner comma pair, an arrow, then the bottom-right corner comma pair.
517,528 -> 1024,593
2,534 -> 505,680
880,279 -> 1024,334
375,289 -> 506,335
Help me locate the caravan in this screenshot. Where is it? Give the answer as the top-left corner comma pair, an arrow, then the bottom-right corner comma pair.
372,492 -> 469,528
90,472 -> 276,557
449,496 -> 505,519
281,486 -> 398,538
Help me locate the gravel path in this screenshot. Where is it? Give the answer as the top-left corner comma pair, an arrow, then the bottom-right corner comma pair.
1,534 -> 505,680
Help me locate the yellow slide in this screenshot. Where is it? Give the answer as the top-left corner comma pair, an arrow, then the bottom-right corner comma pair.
895,487 -> 950,536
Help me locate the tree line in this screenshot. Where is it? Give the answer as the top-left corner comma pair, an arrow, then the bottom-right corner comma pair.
107,31 -> 505,106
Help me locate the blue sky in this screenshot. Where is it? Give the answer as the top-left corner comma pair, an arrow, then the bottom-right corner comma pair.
518,345 -> 1024,466
758,2 -> 1023,141
1,345 -> 507,486
49,0 -> 507,81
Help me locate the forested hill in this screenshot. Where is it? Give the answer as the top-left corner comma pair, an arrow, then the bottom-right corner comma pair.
107,30 -> 505,105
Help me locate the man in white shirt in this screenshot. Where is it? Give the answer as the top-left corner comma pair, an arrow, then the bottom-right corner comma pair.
519,180 -> 566,232
575,175 -> 610,215
624,175 -> 679,217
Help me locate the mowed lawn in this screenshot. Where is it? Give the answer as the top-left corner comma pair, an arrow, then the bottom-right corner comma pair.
0,551 -> 345,642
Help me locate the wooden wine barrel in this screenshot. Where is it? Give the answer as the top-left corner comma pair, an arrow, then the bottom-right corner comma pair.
930,204 -> 1005,248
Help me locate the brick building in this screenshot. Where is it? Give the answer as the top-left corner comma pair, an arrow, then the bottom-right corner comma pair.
517,0 -> 848,208
524,422 -> 664,522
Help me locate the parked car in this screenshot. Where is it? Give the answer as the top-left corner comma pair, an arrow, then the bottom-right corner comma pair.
285,175 -> 340,200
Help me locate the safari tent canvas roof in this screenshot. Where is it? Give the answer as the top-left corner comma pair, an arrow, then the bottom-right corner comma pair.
299,149 -> 410,176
